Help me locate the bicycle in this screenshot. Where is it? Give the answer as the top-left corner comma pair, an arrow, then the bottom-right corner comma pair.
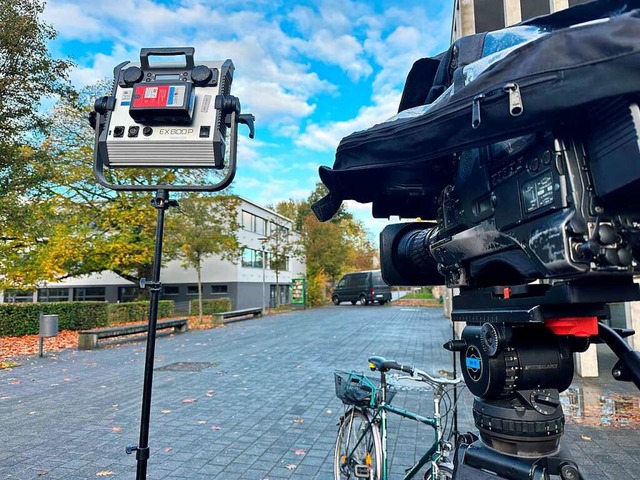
334,356 -> 463,480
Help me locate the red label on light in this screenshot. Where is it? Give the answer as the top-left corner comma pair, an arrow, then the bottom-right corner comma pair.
132,85 -> 170,108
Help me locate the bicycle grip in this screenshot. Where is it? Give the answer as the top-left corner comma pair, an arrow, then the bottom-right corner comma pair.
390,361 -> 414,374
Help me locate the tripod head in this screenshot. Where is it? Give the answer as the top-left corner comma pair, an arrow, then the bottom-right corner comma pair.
445,279 -> 640,473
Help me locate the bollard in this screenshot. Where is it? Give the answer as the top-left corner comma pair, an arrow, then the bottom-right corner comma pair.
39,314 -> 59,357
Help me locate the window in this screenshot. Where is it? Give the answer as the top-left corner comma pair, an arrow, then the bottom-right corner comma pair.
74,287 -> 106,301
163,286 -> 180,296
474,0 -> 505,33
520,0 -> 550,20
39,288 -> 70,302
118,287 -> 138,302
211,285 -> 228,294
187,285 -> 199,295
242,211 -> 267,235
5,289 -> 34,303
241,248 -> 264,268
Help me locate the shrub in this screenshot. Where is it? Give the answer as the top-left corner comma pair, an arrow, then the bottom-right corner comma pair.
0,302 -> 108,337
190,298 -> 232,315
107,301 -> 175,325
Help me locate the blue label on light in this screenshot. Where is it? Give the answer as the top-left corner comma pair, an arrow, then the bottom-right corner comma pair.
466,357 -> 481,370
168,87 -> 175,105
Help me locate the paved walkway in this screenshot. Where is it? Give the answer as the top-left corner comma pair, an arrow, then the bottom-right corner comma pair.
0,306 -> 638,479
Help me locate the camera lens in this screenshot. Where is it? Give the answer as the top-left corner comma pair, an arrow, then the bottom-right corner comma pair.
143,127 -> 153,136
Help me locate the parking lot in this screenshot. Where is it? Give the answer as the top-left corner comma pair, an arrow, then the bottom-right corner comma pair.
1,305 -> 638,479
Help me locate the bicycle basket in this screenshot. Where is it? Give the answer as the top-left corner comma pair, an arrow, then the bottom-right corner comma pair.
334,371 -> 396,407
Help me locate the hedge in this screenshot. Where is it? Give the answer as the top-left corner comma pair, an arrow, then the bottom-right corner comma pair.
189,298 -> 232,315
107,301 -> 175,325
0,302 -> 108,337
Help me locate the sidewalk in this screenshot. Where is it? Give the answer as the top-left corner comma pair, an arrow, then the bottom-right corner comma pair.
0,306 -> 638,479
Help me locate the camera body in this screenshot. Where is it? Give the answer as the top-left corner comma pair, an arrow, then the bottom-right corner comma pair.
381,98 -> 640,289
95,48 -> 233,169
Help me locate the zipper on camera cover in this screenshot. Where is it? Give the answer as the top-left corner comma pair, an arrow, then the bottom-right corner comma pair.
503,82 -> 523,116
472,94 -> 485,129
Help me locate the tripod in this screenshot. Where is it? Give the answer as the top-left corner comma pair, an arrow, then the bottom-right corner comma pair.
445,280 -> 640,480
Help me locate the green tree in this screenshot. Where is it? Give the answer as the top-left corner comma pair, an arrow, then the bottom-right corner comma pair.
166,195 -> 241,323
0,0 -> 73,286
0,80 -> 223,289
261,213 -> 303,307
273,187 -> 378,307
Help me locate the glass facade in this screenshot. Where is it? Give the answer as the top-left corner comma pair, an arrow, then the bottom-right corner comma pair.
242,211 -> 267,235
241,248 -> 264,268
474,0 -> 505,33
5,289 -> 34,303
521,0 -> 550,20
74,287 -> 106,301
38,288 -> 70,302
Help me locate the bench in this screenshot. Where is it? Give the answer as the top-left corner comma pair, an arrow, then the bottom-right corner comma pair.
78,318 -> 188,350
212,308 -> 263,324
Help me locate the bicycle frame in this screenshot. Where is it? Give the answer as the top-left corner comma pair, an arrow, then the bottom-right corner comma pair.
342,370 -> 449,480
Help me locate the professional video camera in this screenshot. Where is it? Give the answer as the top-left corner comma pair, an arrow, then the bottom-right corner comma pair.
313,2 -> 640,479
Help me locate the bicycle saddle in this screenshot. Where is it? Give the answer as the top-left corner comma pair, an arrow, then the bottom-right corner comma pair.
368,356 -> 414,374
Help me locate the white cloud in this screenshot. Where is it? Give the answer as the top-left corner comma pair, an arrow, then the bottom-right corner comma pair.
295,89 -> 400,152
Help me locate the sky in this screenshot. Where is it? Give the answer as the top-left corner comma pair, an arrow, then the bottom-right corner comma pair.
43,0 -> 454,239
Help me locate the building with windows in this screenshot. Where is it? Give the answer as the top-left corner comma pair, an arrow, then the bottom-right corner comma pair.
0,198 -> 306,313
452,0 -> 591,40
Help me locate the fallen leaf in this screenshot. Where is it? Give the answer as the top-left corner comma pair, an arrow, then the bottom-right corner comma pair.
294,449 -> 306,455
111,426 -> 122,433
96,471 -> 115,477
197,420 -> 206,425
28,411 -> 37,415
326,409 -> 333,414
205,390 -> 214,397
211,425 -> 221,431
581,435 -> 591,441
164,447 -> 173,452
0,396 -> 10,400
36,471 -> 48,476
285,464 -> 297,470
294,417 -> 304,423
161,409 -> 172,414
64,378 -> 72,382
8,379 -> 20,385
182,398 -> 197,404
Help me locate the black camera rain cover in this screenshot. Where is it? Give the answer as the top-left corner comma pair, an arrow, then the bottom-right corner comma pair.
312,0 -> 640,222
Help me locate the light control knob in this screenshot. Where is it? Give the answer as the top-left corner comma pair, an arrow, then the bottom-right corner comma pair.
191,65 -> 213,86
122,66 -> 143,85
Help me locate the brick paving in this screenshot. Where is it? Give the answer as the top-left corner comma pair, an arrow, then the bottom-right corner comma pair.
0,306 -> 638,479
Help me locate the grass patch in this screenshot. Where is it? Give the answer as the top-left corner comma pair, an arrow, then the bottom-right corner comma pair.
402,289 -> 435,300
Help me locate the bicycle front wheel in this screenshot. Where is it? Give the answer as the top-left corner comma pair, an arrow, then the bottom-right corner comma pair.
424,462 -> 454,480
334,408 -> 382,480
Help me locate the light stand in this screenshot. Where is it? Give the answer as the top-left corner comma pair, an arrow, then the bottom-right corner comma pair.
125,189 -> 177,479
92,48 -> 254,478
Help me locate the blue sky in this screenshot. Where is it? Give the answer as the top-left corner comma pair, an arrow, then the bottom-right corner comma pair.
43,0 -> 454,238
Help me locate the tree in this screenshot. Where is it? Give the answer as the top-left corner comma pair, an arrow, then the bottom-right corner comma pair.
0,80 -> 225,290
166,195 -> 241,323
0,0 -> 73,285
261,213 -> 303,307
272,187 -> 378,307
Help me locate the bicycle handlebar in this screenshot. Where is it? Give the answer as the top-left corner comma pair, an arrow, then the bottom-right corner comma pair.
368,356 -> 462,385
414,368 -> 462,386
